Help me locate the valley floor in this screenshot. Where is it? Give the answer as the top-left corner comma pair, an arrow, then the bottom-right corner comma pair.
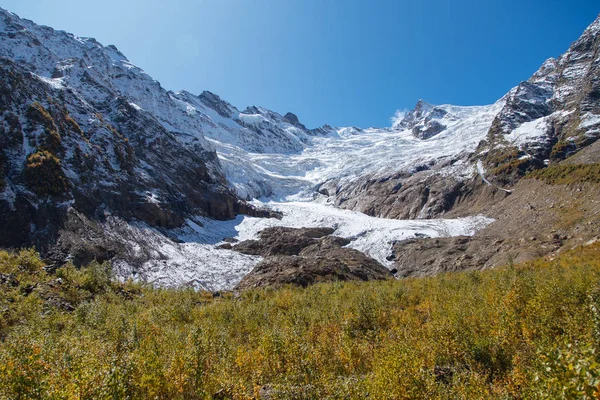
1,244 -> 600,398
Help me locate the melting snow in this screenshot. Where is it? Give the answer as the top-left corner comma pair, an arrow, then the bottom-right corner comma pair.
115,200 -> 493,291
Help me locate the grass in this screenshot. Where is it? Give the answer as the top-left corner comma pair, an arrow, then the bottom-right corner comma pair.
1,244 -> 600,399
525,163 -> 600,185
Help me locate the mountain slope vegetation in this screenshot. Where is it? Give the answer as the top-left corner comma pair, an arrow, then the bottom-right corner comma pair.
1,244 -> 600,399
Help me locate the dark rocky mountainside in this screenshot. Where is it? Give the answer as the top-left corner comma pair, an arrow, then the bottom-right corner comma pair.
0,58 -> 247,246
0,9 -> 286,265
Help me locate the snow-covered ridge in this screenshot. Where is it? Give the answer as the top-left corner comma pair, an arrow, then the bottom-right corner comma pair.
215,98 -> 505,200
487,13 -> 600,158
0,7 -> 335,157
0,7 -> 538,203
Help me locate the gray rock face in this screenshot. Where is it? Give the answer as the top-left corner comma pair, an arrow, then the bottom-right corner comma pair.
198,91 -> 236,118
283,112 -> 307,130
233,227 -> 336,257
393,100 -> 451,139
390,236 -> 552,278
234,227 -> 391,289
331,168 -> 463,219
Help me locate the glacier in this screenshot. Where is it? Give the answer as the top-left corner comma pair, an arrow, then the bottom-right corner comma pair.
111,100 -> 505,290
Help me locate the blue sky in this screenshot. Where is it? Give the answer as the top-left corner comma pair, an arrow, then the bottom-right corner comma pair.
2,1 -> 598,128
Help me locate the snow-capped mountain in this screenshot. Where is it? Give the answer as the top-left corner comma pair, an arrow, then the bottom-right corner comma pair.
0,8 -> 279,256
0,7 -> 599,290
478,15 -> 600,185
391,100 -> 488,140
324,14 -> 600,218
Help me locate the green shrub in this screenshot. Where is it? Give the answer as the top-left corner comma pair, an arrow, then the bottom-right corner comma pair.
482,146 -> 533,185
550,140 -> 572,161
525,163 -> 600,185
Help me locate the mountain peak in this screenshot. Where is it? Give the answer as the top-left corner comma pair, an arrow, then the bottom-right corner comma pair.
586,14 -> 600,34
392,99 -> 441,134
199,90 -> 236,118
283,112 -> 307,130
414,99 -> 434,112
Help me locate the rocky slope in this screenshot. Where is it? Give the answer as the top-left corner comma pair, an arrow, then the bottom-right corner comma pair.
391,173 -> 600,277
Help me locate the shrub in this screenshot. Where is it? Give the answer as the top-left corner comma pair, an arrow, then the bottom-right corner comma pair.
65,114 -> 85,138
25,102 -> 63,155
25,102 -> 56,132
550,140 -> 573,161
525,163 -> 600,185
24,150 -> 70,196
0,244 -> 599,398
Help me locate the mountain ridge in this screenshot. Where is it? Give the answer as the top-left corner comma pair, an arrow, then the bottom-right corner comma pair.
0,7 -> 599,289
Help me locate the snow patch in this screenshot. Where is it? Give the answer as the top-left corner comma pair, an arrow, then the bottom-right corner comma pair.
505,117 -> 550,147
580,113 -> 600,129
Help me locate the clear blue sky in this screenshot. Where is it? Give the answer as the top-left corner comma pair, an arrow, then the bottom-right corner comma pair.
2,1 -> 598,128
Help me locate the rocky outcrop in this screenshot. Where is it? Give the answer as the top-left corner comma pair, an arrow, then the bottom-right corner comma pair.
234,227 -> 392,289
283,112 -> 307,130
327,156 -> 512,220
198,91 -> 236,118
233,227 -> 336,257
393,100 -> 450,139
